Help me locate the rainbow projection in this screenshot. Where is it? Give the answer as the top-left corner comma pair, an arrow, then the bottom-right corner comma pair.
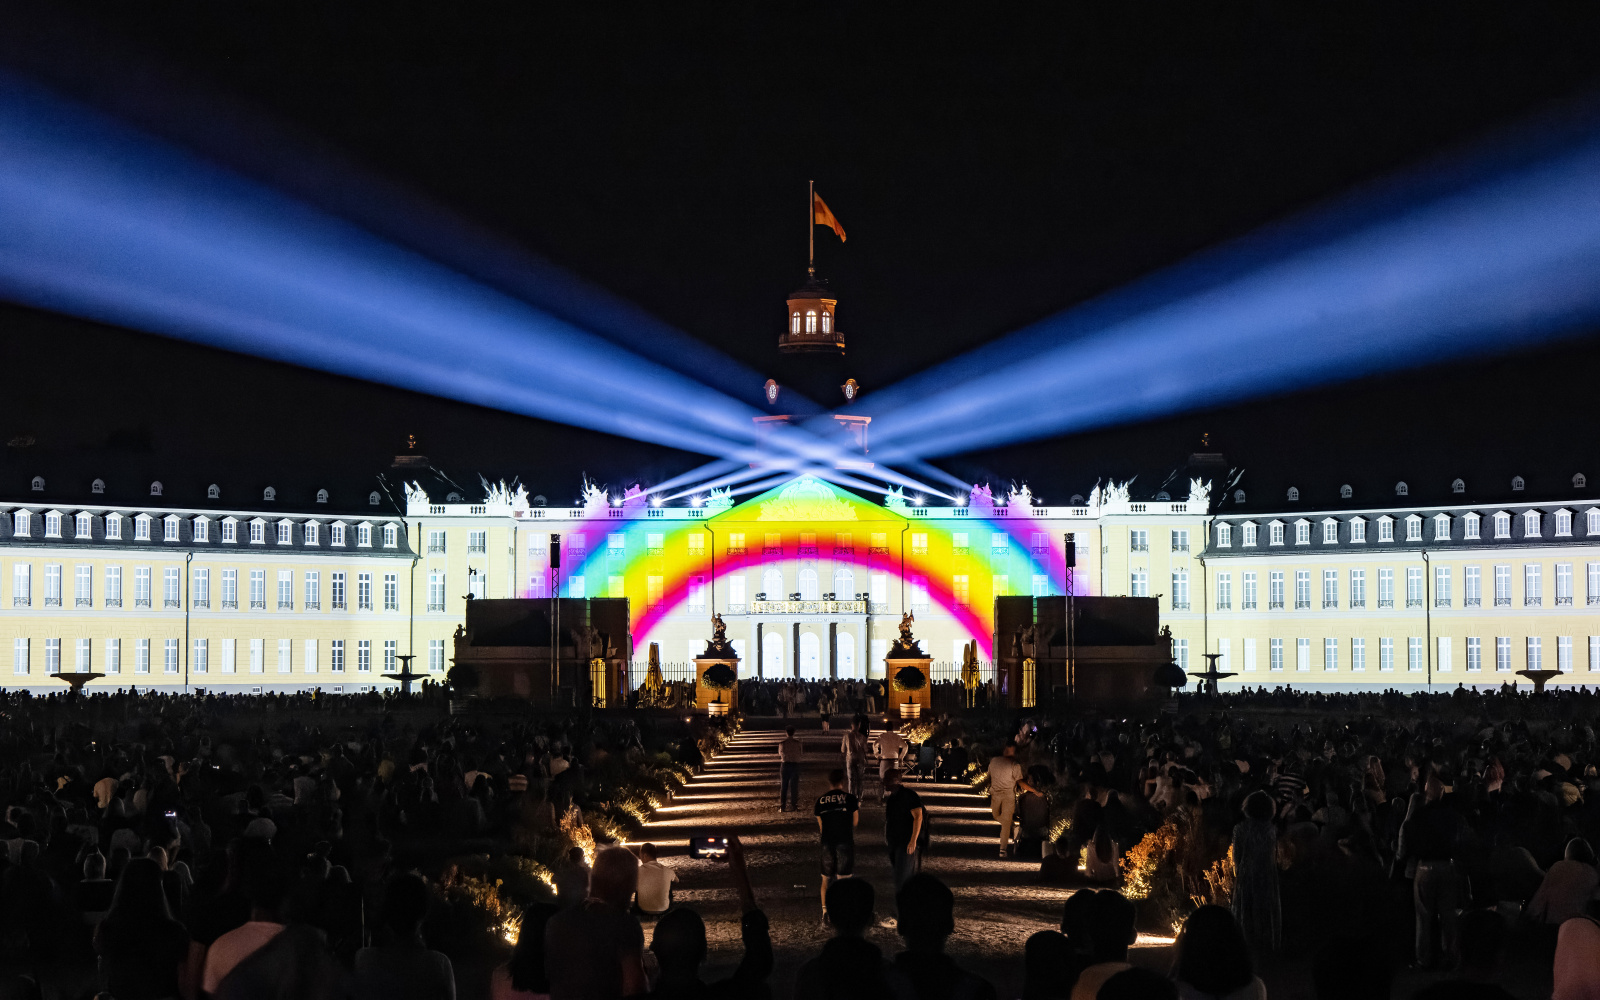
522,476 -> 1080,672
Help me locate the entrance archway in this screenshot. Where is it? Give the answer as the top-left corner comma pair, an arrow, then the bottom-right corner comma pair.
838,631 -> 857,678
799,631 -> 821,678
763,631 -> 785,678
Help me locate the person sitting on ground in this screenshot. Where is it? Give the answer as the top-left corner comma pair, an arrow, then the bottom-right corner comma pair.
544,846 -> 647,1000
1068,890 -> 1138,1000
891,873 -> 996,1000
555,847 -> 590,910
1411,908 -> 1516,1000
353,872 -> 456,1000
793,877 -> 914,1000
634,844 -> 677,918
648,834 -> 771,1000
1527,838 -> 1600,926
1169,905 -> 1265,1000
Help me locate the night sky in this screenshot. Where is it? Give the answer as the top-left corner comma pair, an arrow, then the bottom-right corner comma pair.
3,2 -> 1600,505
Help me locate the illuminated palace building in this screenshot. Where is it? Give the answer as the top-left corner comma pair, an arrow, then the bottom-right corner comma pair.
3,277 -> 1600,692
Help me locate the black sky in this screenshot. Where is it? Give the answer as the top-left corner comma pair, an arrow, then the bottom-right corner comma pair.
3,2 -> 1600,504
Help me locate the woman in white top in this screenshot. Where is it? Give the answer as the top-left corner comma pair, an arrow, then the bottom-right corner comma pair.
1171,905 -> 1267,1000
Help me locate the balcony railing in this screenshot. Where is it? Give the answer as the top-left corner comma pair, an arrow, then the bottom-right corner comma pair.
221,599 -> 237,610
427,544 -> 446,554
105,598 -> 121,608
1171,600 -> 1190,610
763,546 -> 783,556
77,597 -> 93,608
647,547 -> 663,557
279,600 -> 294,610
1269,600 -> 1284,610
1216,601 -> 1231,611
685,604 -> 706,615
991,546 -> 1009,557
749,599 -> 868,615
1407,598 -> 1424,608
724,603 -> 748,615
12,597 -> 28,607
1295,600 -> 1310,609
833,546 -> 854,556
1030,546 -> 1048,556
1241,600 -> 1257,610
1525,597 -> 1542,607
1435,599 -> 1451,608
796,546 -> 818,557
1590,595 -> 1600,606
1323,600 -> 1338,609
385,601 -> 400,611
192,599 -> 209,609
1464,597 -> 1481,607
607,547 -> 624,557
427,602 -> 445,612
331,600 -> 347,610
467,544 -> 487,554
870,546 -> 891,556
910,603 -> 929,615
1557,596 -> 1573,606
688,547 -> 705,558
1130,542 -> 1149,552
305,601 -> 320,611
1495,597 -> 1511,606
1172,543 -> 1190,553
1378,599 -> 1394,608
250,600 -> 266,610
952,546 -> 969,556
726,546 -> 747,556
1350,600 -> 1366,609
869,602 -> 890,614
44,597 -> 61,607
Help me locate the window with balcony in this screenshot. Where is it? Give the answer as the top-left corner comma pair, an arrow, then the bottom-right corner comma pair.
469,530 -> 488,554
688,532 -> 706,556
1495,564 -> 1511,606
1406,567 -> 1423,607
1322,569 -> 1338,608
104,566 -> 122,608
1524,564 -> 1542,606
357,573 -> 373,610
1589,563 -> 1600,606
191,567 -> 208,609
1171,529 -> 1190,552
277,570 -> 294,610
427,571 -> 445,611
646,532 -> 664,556
1556,563 -> 1573,606
1242,572 -> 1258,609
1269,571 -> 1284,609
221,569 -> 236,609
1129,529 -> 1148,552
726,531 -> 746,555
40,564 -> 62,607
1349,569 -> 1366,608
427,530 -> 446,554
1378,568 -> 1394,608
1435,566 -> 1451,607
1464,565 -> 1481,606
74,564 -> 92,607
249,569 -> 265,609
331,572 -> 347,610
1294,570 -> 1311,608
383,573 -> 398,610
1216,572 -> 1232,610
911,532 -> 928,556
1171,569 -> 1189,610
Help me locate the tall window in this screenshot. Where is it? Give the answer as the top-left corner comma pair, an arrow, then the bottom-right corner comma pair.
468,530 -> 487,554
1349,569 -> 1366,608
1467,637 -> 1482,672
805,310 -> 817,333
1268,571 -> 1284,609
428,639 -> 445,671
1171,570 -> 1189,609
1296,638 -> 1310,671
992,574 -> 1009,597
428,572 -> 445,611
821,311 -> 831,333
384,639 -> 397,673
331,572 -> 347,610
791,312 -> 801,334
428,530 -> 446,553
1171,529 -> 1189,552
1351,637 -> 1366,672
305,571 -> 320,610
1377,568 -> 1394,607
1269,638 -> 1283,671
1294,570 -> 1310,609
1216,572 -> 1232,610
1524,564 -> 1542,606
1377,636 -> 1395,672
105,566 -> 122,607
164,638 -> 179,674
278,639 -> 292,674
44,638 -> 60,674
134,566 -> 151,607
75,565 -> 92,607
1324,637 -> 1338,672
1557,563 -> 1574,605
1526,636 -> 1543,671
1242,572 -> 1258,609
1591,636 -> 1600,672
221,569 -> 237,608
1129,570 -> 1148,598
1408,637 -> 1424,672
1495,637 -> 1512,672
1494,565 -> 1512,606
911,533 -> 928,556
357,639 -> 371,672
277,570 -> 293,609
249,569 -> 265,609
1558,635 -> 1573,672
163,567 -> 180,608
249,639 -> 263,673
1031,574 -> 1049,597
1129,530 -> 1148,552
107,638 -> 120,674
567,576 -> 585,599
687,575 -> 707,612
192,638 -> 207,674
43,564 -> 61,607
1405,567 -> 1423,607
1322,569 -> 1338,608
358,573 -> 373,610
1434,566 -> 1451,607
1590,563 -> 1600,606
951,574 -> 970,607
384,573 -> 399,610
137,638 -> 151,674
1465,566 -> 1482,606
192,567 -> 208,608
330,639 -> 345,673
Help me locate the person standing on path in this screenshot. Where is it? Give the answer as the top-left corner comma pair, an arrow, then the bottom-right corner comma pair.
876,727 -> 909,780
778,727 -> 804,812
987,743 -> 1037,858
814,768 -> 860,924
883,769 -> 924,905
840,719 -> 871,799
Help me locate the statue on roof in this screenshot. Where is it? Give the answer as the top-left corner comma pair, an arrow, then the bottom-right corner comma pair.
405,481 -> 430,506
704,486 -> 734,512
1188,478 -> 1212,507
580,476 -> 608,513
884,486 -> 908,510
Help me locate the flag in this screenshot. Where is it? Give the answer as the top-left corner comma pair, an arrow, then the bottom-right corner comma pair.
813,192 -> 847,242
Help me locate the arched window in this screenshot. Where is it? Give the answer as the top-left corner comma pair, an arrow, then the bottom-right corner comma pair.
799,632 -> 821,679
821,311 -> 832,334
798,567 -> 820,600
1451,478 -> 1465,494
833,566 -> 854,599
1511,476 -> 1525,492
837,631 -> 857,678
805,310 -> 817,334
762,567 -> 784,600
1286,487 -> 1299,501
791,312 -> 801,334
763,631 -> 785,678
1394,481 -> 1408,497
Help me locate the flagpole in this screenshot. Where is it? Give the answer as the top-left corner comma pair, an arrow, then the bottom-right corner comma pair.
808,178 -> 815,277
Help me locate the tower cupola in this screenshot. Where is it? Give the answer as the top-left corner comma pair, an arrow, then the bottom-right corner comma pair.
779,277 -> 844,355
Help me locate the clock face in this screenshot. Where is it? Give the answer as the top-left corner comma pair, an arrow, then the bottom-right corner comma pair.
764,379 -> 780,404
841,378 -> 859,401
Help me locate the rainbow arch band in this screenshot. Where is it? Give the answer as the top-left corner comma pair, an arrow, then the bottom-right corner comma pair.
519,476 -> 1081,661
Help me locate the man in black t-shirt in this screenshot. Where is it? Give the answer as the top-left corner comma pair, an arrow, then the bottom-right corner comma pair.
814,768 -> 860,924
883,769 -> 924,907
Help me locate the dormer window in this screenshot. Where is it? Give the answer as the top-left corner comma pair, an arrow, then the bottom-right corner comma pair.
304,522 -> 320,546
1555,509 -> 1573,536
149,481 -> 163,497
1511,476 -> 1525,492
316,489 -> 329,504
1452,478 -> 1466,494
805,310 -> 817,334
1234,490 -> 1246,504
105,513 -> 122,540
1405,515 -> 1422,541
75,514 -> 91,539
221,518 -> 237,543
207,484 -> 220,499
1395,482 -> 1409,497
277,520 -> 293,544
43,512 -> 61,538
1215,523 -> 1232,547
1434,514 -> 1451,540
1349,517 -> 1367,542
91,479 -> 105,494
163,516 -> 181,541
821,311 -> 832,334
1463,512 -> 1481,540
249,520 -> 265,544
1241,522 -> 1257,547
1493,512 -> 1511,538
383,524 -> 398,548
11,511 -> 29,536
357,523 -> 372,547
1286,487 -> 1299,501
1587,508 -> 1600,535
29,477 -> 43,492
1576,473 -> 1588,489
1339,484 -> 1352,499
1523,510 -> 1541,537
331,523 -> 346,547
134,515 -> 152,541
263,486 -> 276,502
1378,516 -> 1395,542
1269,521 -> 1285,546
1322,519 -> 1339,544
192,517 -> 209,542
369,491 -> 381,506
1294,520 -> 1311,545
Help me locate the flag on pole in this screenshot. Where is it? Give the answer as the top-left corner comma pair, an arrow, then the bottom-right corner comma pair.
813,192 -> 847,242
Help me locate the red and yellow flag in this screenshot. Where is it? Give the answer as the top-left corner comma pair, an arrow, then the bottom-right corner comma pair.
813,192 -> 846,242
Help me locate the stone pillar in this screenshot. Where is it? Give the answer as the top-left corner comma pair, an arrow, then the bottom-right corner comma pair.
829,622 -> 838,679
883,655 -> 933,719
792,622 -> 800,678
694,655 -> 741,714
